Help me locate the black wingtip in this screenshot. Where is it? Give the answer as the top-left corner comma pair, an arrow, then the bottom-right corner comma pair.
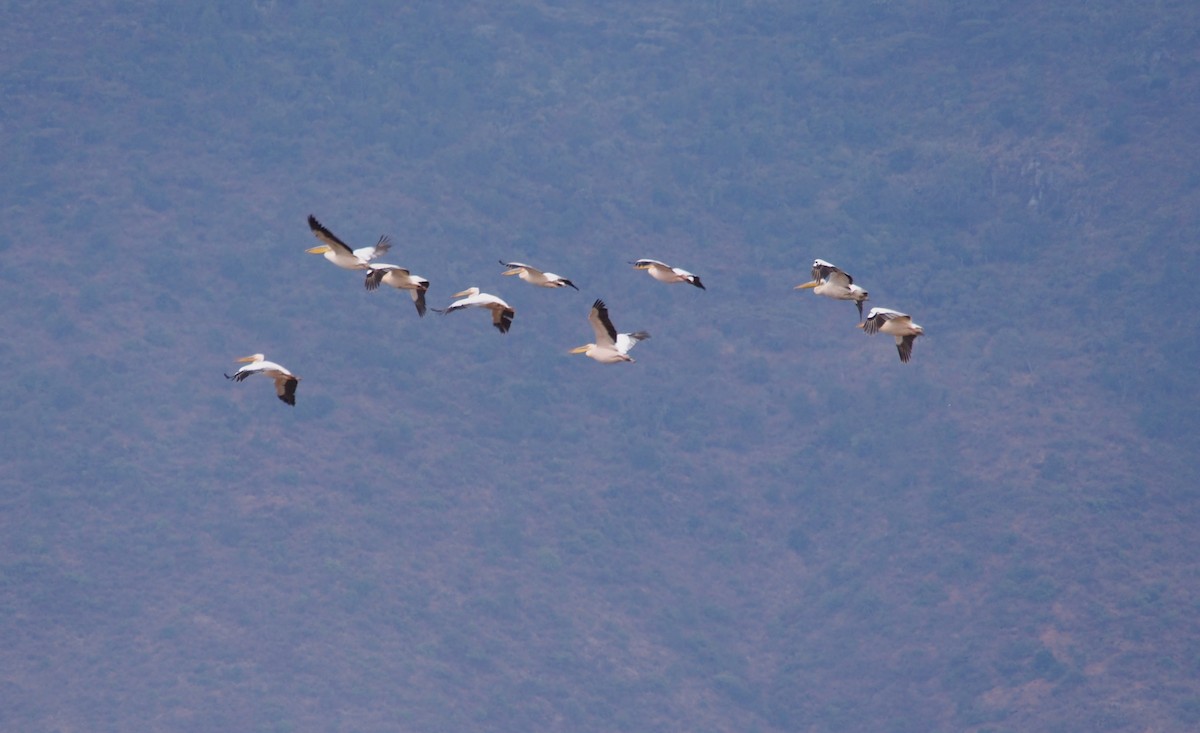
691,277 -> 706,290
564,279 -> 579,290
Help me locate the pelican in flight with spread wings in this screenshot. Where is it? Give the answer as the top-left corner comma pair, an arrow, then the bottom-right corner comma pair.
499,261 -> 578,290
629,259 -> 705,289
570,299 -> 650,363
306,214 -> 391,270
433,287 -> 515,333
795,259 -> 870,318
859,308 -> 924,363
365,264 -> 430,316
224,354 -> 300,405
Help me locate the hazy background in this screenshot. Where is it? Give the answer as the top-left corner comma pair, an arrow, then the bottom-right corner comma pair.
2,2 -> 1198,731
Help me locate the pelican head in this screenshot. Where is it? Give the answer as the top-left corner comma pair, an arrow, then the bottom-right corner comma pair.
453,287 -> 481,298
569,344 -> 593,355
501,267 -> 524,277
306,245 -> 332,254
795,280 -> 820,290
237,353 -> 266,363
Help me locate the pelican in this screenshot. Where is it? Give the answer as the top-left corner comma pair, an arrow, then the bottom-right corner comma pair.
433,287 -> 515,333
365,264 -> 430,316
499,260 -> 578,290
629,259 -> 705,289
795,259 -> 869,318
224,354 -> 300,405
306,214 -> 391,270
858,308 -> 924,363
570,299 -> 650,363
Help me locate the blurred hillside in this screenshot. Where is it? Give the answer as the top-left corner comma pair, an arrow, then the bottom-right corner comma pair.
1,1 -> 1198,732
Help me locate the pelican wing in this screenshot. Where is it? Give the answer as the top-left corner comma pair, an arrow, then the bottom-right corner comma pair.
366,264 -> 413,289
811,259 -> 845,282
274,375 -> 299,405
307,215 -> 355,257
553,274 -> 579,290
897,335 -> 917,364
500,260 -> 539,273
825,269 -> 854,289
588,299 -> 619,348
411,287 -> 428,317
493,307 -> 515,333
861,308 -> 907,335
616,331 -> 650,354
631,258 -> 668,270
353,235 -> 391,262
681,270 -> 706,290
365,265 -> 398,291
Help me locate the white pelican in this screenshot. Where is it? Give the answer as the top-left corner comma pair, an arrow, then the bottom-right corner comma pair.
365,264 -> 430,316
629,259 -> 705,289
433,287 -> 515,333
795,259 -> 869,318
570,299 -> 650,363
859,308 -> 924,363
224,354 -> 300,405
499,260 -> 578,290
306,214 -> 391,270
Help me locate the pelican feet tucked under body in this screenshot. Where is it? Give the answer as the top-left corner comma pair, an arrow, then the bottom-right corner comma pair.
306,214 -> 391,270
433,287 -> 515,333
365,264 -> 430,316
796,259 -> 869,318
858,308 -> 924,363
499,260 -> 578,290
570,299 -> 650,363
225,354 -> 300,405
629,259 -> 705,289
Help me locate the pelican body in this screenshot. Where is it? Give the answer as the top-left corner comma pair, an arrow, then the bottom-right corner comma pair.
796,259 -> 869,318
225,354 -> 300,405
570,299 -> 650,363
434,287 -> 515,333
859,308 -> 924,363
630,259 -> 705,289
499,260 -> 578,290
306,214 -> 391,270
365,264 -> 430,316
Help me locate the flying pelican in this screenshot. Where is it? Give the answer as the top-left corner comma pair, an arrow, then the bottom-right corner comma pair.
858,308 -> 924,363
306,214 -> 391,270
224,354 -> 300,405
365,264 -> 430,316
795,259 -> 869,318
570,299 -> 650,363
433,287 -> 515,333
629,259 -> 705,289
499,260 -> 578,290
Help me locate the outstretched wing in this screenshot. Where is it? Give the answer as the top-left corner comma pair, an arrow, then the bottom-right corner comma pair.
616,331 -> 650,354
308,215 -> 355,256
588,299 -> 619,347
274,375 -> 299,405
630,258 -> 668,270
353,235 -> 391,262
411,287 -> 428,317
493,307 -> 515,333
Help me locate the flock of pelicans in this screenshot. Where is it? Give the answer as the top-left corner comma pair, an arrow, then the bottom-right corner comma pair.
225,215 -> 926,406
